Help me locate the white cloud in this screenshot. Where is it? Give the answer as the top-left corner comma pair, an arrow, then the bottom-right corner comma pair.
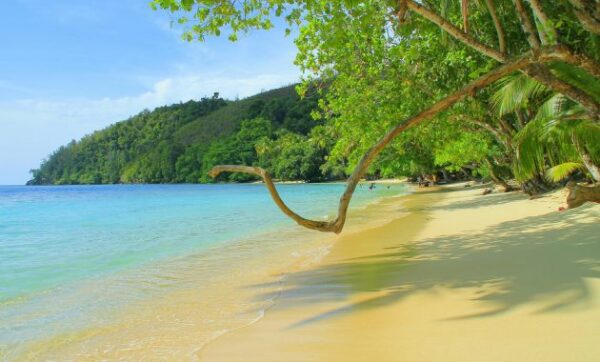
0,71 -> 299,184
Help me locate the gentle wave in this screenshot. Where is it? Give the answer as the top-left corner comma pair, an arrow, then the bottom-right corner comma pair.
0,183 -> 407,360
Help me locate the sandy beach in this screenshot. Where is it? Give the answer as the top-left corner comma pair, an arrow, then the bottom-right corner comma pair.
15,183 -> 599,361
201,183 -> 600,361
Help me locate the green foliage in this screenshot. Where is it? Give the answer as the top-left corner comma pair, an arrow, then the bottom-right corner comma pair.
174,143 -> 208,182
33,1 -> 600,188
512,95 -> 600,182
256,128 -> 328,182
30,99 -> 225,185
491,73 -> 549,116
548,62 -> 600,102
149,0 -> 299,42
434,132 -> 491,172
545,162 -> 584,182
28,86 -> 325,185
148,0 -> 600,189
200,118 -> 272,182
174,85 -> 317,146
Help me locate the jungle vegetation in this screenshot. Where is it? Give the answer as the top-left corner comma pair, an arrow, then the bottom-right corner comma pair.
28,86 -> 329,184
150,0 -> 600,232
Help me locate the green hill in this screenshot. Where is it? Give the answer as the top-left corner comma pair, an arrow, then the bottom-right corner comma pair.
175,85 -> 315,146
28,84 -> 327,185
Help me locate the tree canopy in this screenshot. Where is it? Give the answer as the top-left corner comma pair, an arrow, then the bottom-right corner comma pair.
28,86 -> 328,185
152,0 -> 600,232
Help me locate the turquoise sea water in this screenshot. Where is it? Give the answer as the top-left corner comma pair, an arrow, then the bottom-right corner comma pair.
0,183 -> 406,358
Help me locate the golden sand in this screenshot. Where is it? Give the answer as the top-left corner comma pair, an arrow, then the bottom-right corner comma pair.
23,185 -> 410,360
201,184 -> 600,361
24,183 -> 599,360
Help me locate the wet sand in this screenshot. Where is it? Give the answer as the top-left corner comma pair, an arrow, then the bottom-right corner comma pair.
18,185 -> 403,361
201,184 -> 600,361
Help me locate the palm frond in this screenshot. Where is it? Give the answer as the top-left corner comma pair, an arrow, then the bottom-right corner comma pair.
491,74 -> 549,116
535,94 -> 595,137
513,116 -> 547,180
534,93 -> 566,122
545,162 -> 584,182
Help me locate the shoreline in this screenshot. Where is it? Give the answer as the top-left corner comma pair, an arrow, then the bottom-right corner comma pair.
189,183 -> 418,355
12,183 -> 409,360
201,184 -> 600,361
19,177 -> 409,187
9,184 -> 599,360
199,185 -> 440,360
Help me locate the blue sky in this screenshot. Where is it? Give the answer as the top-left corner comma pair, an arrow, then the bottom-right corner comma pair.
0,0 -> 300,184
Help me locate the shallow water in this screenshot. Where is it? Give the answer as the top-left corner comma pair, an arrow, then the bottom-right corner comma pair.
0,183 -> 406,359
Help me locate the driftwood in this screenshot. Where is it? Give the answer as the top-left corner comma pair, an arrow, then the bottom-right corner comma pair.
566,182 -> 600,209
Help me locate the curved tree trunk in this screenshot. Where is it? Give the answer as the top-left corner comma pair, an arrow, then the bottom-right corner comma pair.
211,1 -> 600,233
484,158 -> 514,192
209,165 -> 335,232
573,133 -> 600,182
521,174 -> 552,195
581,153 -> 600,182
210,49 -> 562,233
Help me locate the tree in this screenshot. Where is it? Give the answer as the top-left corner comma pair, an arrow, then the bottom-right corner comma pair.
489,72 -> 600,194
154,0 -> 600,232
28,85 -> 324,185
256,130 -> 327,182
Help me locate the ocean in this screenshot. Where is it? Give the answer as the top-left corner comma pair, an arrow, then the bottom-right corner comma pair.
0,183 -> 407,359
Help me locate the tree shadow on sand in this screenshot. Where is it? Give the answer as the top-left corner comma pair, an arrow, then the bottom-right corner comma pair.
439,187 -> 529,210
247,204 -> 600,329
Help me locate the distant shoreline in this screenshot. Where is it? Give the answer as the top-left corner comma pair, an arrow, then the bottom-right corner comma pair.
21,178 -> 408,186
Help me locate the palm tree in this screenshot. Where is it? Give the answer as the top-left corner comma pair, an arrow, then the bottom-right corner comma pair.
491,74 -> 600,190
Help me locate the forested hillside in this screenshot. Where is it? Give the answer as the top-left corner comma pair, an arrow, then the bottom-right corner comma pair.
28,85 -> 329,184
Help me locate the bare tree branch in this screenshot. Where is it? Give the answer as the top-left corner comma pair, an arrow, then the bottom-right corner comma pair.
406,0 -> 506,62
514,0 -> 541,48
397,0 -> 408,24
485,0 -> 507,54
461,0 -> 469,33
567,0 -> 600,34
527,0 -> 558,44
209,165 -> 335,232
